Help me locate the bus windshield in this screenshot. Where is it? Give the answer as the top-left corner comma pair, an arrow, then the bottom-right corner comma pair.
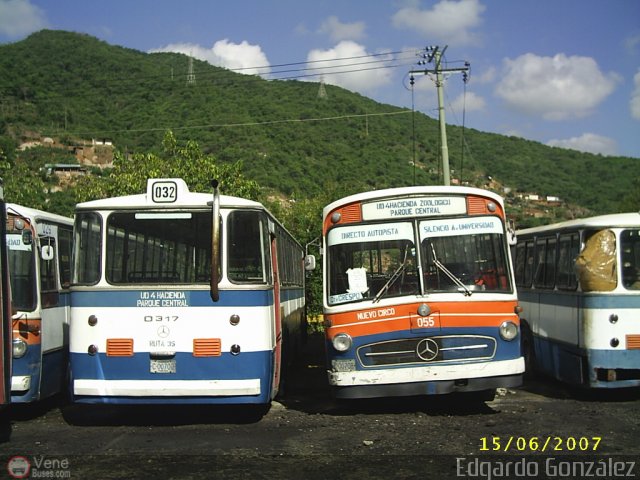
621,228 -> 640,290
74,209 -> 271,286
327,222 -> 418,305
105,211 -> 212,284
327,216 -> 512,305
7,236 -> 35,311
420,216 -> 511,294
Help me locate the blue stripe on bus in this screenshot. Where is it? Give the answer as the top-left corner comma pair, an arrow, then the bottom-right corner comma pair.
59,291 -> 71,307
70,350 -> 274,404
71,287 -> 305,308
71,289 -> 275,308
533,335 -> 640,388
279,287 -> 305,303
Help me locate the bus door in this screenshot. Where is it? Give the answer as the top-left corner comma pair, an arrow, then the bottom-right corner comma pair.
270,232 -> 282,398
37,232 -> 66,396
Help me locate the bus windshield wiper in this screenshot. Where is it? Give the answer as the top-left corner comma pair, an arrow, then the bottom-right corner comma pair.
428,242 -> 472,296
373,250 -> 408,303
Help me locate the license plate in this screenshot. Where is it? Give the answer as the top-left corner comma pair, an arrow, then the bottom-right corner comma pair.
150,359 -> 176,374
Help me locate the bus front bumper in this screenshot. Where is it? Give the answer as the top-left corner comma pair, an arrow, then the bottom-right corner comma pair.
73,378 -> 261,397
328,357 -> 525,398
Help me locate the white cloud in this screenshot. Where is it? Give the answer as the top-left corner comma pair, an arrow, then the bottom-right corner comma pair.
474,66 -> 496,85
631,69 -> 640,120
150,39 -> 270,76
495,53 -> 620,121
0,0 -> 47,38
306,41 -> 393,94
318,16 -> 366,42
547,133 -> 618,156
391,0 -> 485,46
625,34 -> 640,55
451,91 -> 486,112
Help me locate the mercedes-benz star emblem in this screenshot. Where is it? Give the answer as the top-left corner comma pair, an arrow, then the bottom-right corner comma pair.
157,326 -> 170,338
416,338 -> 439,362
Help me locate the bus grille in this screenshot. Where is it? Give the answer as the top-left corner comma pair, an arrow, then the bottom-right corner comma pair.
193,338 -> 222,357
107,338 -> 134,356
357,335 -> 496,367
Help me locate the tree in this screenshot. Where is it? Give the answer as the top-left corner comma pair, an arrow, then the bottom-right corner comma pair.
74,131 -> 260,203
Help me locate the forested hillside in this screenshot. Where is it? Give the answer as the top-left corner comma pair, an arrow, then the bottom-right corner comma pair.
1,30 -> 638,224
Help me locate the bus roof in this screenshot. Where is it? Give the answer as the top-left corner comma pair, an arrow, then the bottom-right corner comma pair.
517,212 -> 640,236
7,203 -> 73,225
322,185 -> 505,218
75,178 -> 263,211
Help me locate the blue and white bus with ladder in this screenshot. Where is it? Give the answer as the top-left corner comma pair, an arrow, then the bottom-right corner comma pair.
68,178 -> 306,407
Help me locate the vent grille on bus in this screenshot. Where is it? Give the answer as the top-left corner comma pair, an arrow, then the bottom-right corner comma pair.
467,196 -> 488,215
193,338 -> 222,357
340,204 -> 362,223
626,335 -> 640,350
107,338 -> 134,356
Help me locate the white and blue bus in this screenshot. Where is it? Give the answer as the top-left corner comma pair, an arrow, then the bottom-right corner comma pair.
514,212 -> 640,388
69,178 -> 306,406
6,204 -> 73,402
0,187 -> 11,408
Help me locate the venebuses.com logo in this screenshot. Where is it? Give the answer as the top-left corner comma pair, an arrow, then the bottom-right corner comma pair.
6,455 -> 71,479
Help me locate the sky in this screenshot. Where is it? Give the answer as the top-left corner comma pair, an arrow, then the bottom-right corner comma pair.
1,0 -> 639,159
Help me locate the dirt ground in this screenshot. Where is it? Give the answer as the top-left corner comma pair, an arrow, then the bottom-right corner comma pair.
1,333 -> 639,479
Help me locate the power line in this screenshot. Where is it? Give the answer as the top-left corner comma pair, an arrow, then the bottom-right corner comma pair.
43,109 -> 414,138
0,49 -> 418,97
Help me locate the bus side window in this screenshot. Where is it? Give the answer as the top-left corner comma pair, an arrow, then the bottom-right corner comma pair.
515,242 -> 526,286
621,229 -> 640,290
533,237 -> 556,289
523,240 -> 534,287
58,227 -> 73,289
40,237 -> 59,308
557,233 -> 579,290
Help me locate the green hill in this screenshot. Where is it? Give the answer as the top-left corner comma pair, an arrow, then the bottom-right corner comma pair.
1,30 -> 638,224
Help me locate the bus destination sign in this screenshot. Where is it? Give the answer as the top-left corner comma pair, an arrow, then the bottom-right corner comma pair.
361,196 -> 467,220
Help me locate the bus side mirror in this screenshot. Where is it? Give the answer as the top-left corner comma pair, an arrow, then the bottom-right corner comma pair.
507,220 -> 517,246
41,245 -> 55,261
304,255 -> 316,271
22,230 -> 32,245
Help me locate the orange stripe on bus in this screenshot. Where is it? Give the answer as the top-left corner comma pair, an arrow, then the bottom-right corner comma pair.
13,318 -> 42,345
325,301 -> 519,339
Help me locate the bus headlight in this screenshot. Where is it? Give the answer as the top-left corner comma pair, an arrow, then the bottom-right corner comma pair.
499,321 -> 518,341
332,333 -> 352,352
13,338 -> 27,358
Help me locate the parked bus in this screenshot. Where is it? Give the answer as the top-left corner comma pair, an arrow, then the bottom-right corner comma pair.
0,185 -> 11,408
69,178 -> 306,406
6,204 -> 73,402
514,212 -> 640,388
321,186 -> 523,399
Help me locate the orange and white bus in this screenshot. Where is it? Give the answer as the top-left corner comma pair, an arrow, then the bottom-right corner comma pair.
321,186 -> 524,399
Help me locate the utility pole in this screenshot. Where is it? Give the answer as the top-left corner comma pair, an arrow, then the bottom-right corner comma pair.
410,46 -> 469,186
